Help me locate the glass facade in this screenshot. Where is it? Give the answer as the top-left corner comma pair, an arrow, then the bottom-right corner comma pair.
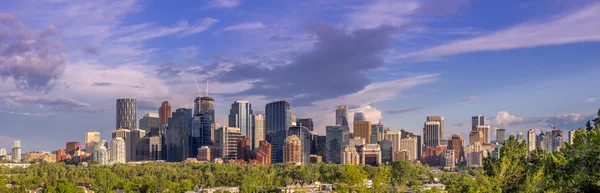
265,101 -> 292,163
288,126 -> 312,163
229,101 -> 254,147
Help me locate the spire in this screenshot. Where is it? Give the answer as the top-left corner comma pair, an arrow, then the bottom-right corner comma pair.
205,80 -> 209,96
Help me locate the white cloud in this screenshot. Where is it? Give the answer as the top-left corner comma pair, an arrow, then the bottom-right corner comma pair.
178,18 -> 219,37
398,3 -> 600,61
346,0 -> 419,29
207,0 -> 240,8
585,97 -> 597,103
222,22 -> 266,31
488,111 -> 524,127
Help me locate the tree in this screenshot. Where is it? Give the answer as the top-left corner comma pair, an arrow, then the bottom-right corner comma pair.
371,165 -> 391,193
339,164 -> 368,192
594,108 -> 600,128
586,120 -> 594,132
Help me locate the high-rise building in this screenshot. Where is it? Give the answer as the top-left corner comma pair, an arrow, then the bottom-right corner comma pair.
130,129 -> 146,161
342,145 -> 360,165
229,101 -> 253,146
469,130 -> 483,145
326,125 -> 350,164
444,149 -> 456,169
92,140 -> 108,165
567,130 -> 576,144
112,129 -> 131,161
477,125 -> 491,144
110,137 -> 126,164
195,95 -> 215,121
400,129 -> 423,160
549,129 -> 564,152
139,113 -> 160,135
349,137 -> 366,147
378,140 -> 393,163
159,101 -> 172,125
256,140 -> 272,165
165,108 -> 192,162
253,114 -> 265,150
197,146 -> 212,161
283,135 -> 302,164
353,121 -> 372,143
237,136 -> 252,161
0,148 -> 5,156
422,146 -> 446,166
66,142 -> 80,155
335,105 -> 349,127
527,129 -> 536,155
116,98 -> 137,130
353,112 -> 366,122
536,132 -> 548,151
465,142 -> 483,166
447,134 -> 464,162
220,126 -> 241,161
517,132 -> 525,142
399,137 -> 418,161
288,126 -> 312,163
424,121 -> 441,147
85,131 -> 101,153
384,130 -> 402,154
297,118 -> 314,132
371,123 -> 385,143
427,116 -> 444,140
471,115 -> 485,131
11,140 -> 21,162
496,128 -> 506,143
138,135 -> 163,161
265,100 -> 293,163
358,144 -> 382,166
315,135 -> 327,162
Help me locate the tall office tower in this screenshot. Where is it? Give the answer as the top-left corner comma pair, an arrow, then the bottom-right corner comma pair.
220,126 -> 241,161
527,129 -> 536,154
256,140 -> 272,165
424,121 -> 441,147
465,142 -> 483,166
447,134 -> 464,163
536,132 -> 547,151
427,116 -> 444,140
229,101 -> 253,145
116,98 -> 137,130
130,129 -> 146,161
469,130 -> 483,145
283,135 -> 302,164
138,135 -> 163,161
139,113 -> 160,135
444,149 -> 456,169
159,101 -> 172,125
253,114 -> 265,150
550,129 -> 564,152
297,118 -> 314,131
477,125 -> 491,144
166,108 -> 192,162
496,128 -> 506,143
237,136 -> 252,161
288,126 -> 311,163
353,112 -> 366,122
66,142 -> 80,155
399,137 -> 418,161
265,100 -> 293,163
112,129 -> 131,161
326,125 -> 350,164
378,140 -> 393,163
400,129 -> 423,160
110,137 -> 126,164
422,146 -> 446,166
567,130 -> 576,144
195,90 -> 215,121
11,140 -> 21,162
0,148 -> 5,156
384,130 -> 402,153
342,146 -> 360,165
371,123 -> 385,143
353,121 -> 372,143
335,105 -> 349,127
315,135 -> 327,162
92,140 -> 108,165
517,132 -> 525,142
471,115 -> 485,131
85,131 -> 101,153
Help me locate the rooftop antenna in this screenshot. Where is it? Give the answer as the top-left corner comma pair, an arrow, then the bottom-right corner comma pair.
193,76 -> 202,97
205,80 -> 209,97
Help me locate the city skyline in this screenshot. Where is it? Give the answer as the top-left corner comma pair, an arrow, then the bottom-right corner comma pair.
1,0 -> 600,152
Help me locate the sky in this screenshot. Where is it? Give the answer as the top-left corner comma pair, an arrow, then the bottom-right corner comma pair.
0,0 -> 599,152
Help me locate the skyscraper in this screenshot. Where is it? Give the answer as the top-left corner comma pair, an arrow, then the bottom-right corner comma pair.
353,112 -> 366,122
165,108 -> 192,162
400,129 -> 423,160
265,100 -> 293,163
116,98 -> 137,130
469,130 -> 483,145
378,140 -> 393,163
92,140 -> 108,165
399,137 -> 418,161
384,130 -> 401,154
335,105 -> 348,127
195,94 -> 215,121
353,121 -> 372,143
220,126 -> 241,161
139,113 -> 160,135
342,146 -> 360,165
567,130 -> 576,144
229,101 -> 254,146
112,129 -> 130,161
496,128 -> 506,143
283,135 -> 302,164
326,125 -> 349,164
427,116 -> 444,140
477,125 -> 491,144
256,140 -> 272,165
0,148 -> 5,156
424,121 -> 441,147
11,140 -> 21,162
110,137 -> 126,164
315,135 -> 327,162
517,132 -> 525,142
288,125 -> 312,163
297,118 -> 314,131
159,101 -> 172,125
371,123 -> 385,143
471,115 -> 485,131
237,136 -> 252,161
253,114 -> 265,150
527,129 -> 536,155
85,131 -> 101,153
130,129 -> 146,161
447,134 -> 464,162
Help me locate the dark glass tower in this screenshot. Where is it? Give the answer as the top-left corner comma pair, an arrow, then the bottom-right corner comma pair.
265,100 -> 292,163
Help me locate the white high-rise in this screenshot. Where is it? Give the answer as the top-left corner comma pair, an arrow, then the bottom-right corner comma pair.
399,137 -> 418,161
527,129 -> 536,155
424,121 -> 441,147
229,101 -> 254,147
496,128 -> 506,143
85,131 -> 101,153
11,140 -> 21,162
253,114 -> 265,150
110,137 -> 126,164
0,148 -> 6,156
567,130 -> 576,144
384,130 -> 401,153
477,125 -> 491,144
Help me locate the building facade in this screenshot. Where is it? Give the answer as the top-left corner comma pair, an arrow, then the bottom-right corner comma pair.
426,116 -> 444,141
110,137 -> 126,164
116,98 -> 137,130
229,101 -> 253,146
567,130 -> 576,144
527,129 -> 536,155
159,101 -> 172,125
353,121 -> 372,143
447,134 -> 464,163
353,112 -> 366,122
112,129 -> 131,161
424,121 -> 441,147
253,114 -> 266,150
256,140 -> 272,165
284,135 -> 303,164
335,105 -> 349,127
477,125 -> 491,144
341,146 -> 360,165
265,100 -> 293,163
288,126 -> 312,163
399,137 -> 418,161
496,128 -> 506,143
326,126 -> 349,164
378,140 -> 393,163
297,118 -> 314,132
371,123 -> 385,143
358,144 -> 382,166
471,115 -> 485,131
85,131 -> 101,153
11,140 -> 21,162
221,127 -> 241,161
165,108 -> 192,162
139,113 -> 160,136
237,136 -> 252,161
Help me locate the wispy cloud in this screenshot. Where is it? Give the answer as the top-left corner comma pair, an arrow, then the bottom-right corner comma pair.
178,18 -> 219,37
584,97 -> 597,103
0,92 -> 105,113
398,3 -> 600,61
346,0 -> 419,29
0,110 -> 55,117
207,0 -> 240,8
222,22 -> 266,31
455,96 -> 479,102
487,111 -> 593,129
386,106 -> 424,114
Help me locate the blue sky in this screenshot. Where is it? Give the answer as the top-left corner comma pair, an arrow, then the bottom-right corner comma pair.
0,0 -> 599,152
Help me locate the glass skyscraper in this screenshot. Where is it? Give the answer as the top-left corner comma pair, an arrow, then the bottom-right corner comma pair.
229,101 -> 254,147
166,108 -> 192,162
354,112 -> 366,122
288,125 -> 311,163
265,100 -> 293,163
326,125 -> 350,164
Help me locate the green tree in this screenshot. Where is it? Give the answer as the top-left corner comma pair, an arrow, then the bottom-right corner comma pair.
371,165 -> 390,193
